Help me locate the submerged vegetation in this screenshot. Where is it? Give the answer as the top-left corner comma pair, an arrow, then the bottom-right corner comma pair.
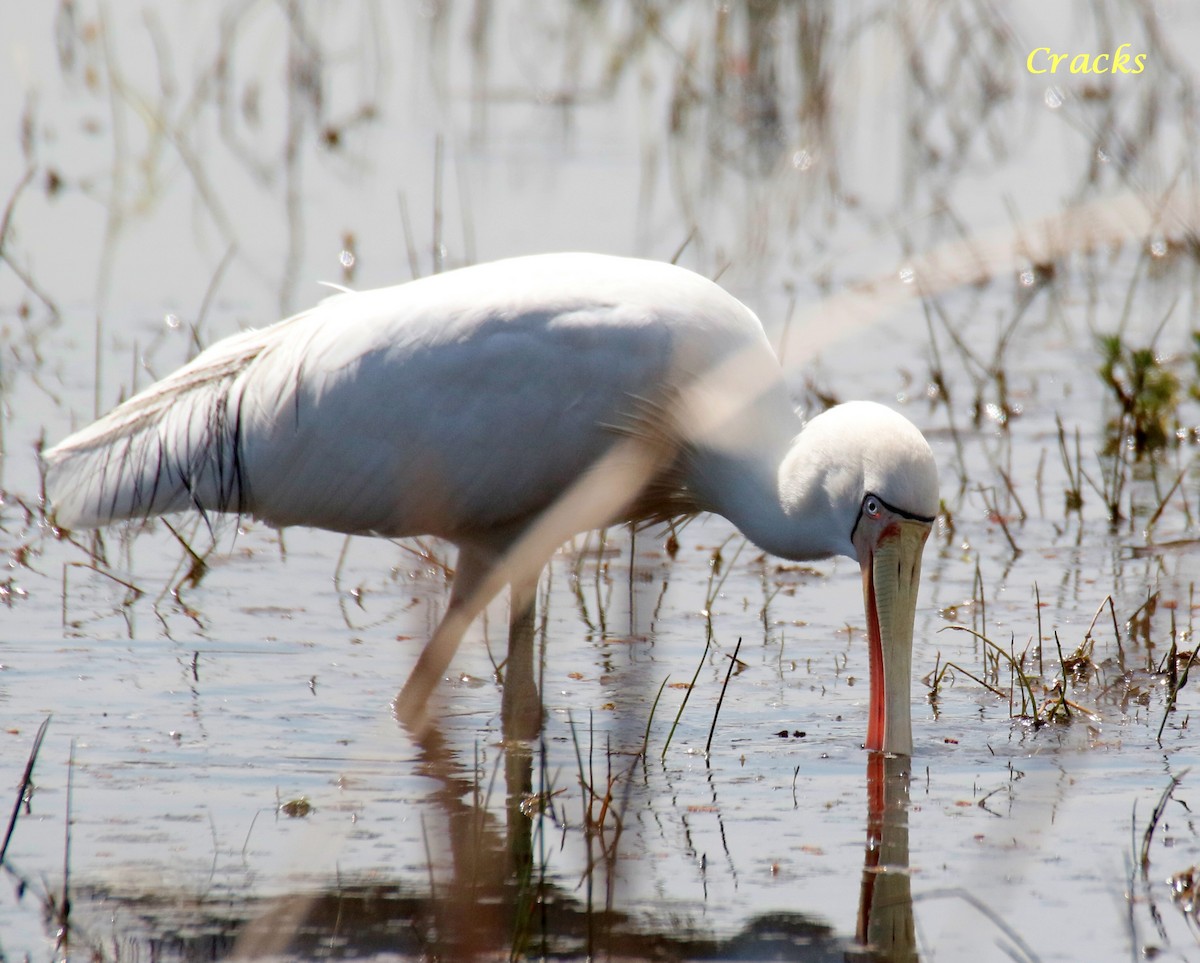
927,583 -> 1196,747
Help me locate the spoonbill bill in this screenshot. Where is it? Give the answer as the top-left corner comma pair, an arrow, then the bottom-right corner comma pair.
43,253 -> 937,752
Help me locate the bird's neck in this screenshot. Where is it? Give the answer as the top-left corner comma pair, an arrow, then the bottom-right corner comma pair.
692,426 -> 852,563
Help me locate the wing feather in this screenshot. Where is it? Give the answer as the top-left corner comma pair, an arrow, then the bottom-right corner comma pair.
43,316 -> 310,528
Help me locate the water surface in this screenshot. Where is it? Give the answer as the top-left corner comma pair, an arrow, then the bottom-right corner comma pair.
2,3 -> 1199,960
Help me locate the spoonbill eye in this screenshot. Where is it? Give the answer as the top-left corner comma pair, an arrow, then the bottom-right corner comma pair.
864,496 -> 881,518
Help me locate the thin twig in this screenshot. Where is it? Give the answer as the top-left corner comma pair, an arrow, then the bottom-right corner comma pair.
669,229 -> 695,265
662,635 -> 712,760
1034,583 -> 1044,676
1084,593 -> 1124,666
978,484 -> 1021,556
942,626 -> 1040,720
59,738 -> 76,951
1052,631 -> 1072,720
912,887 -> 1041,963
0,715 -> 51,865
432,134 -> 444,273
398,191 -> 421,280
0,166 -> 60,320
1146,463 -> 1189,531
1158,639 -> 1198,747
191,242 -> 238,356
1139,770 -> 1187,880
928,659 -> 1009,700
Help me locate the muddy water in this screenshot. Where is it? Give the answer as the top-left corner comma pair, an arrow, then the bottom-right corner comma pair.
2,3 -> 1200,961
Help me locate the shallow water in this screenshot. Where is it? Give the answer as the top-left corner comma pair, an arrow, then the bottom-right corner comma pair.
2,2 -> 1200,961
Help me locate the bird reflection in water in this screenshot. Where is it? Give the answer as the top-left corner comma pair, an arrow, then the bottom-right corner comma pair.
221,714 -> 919,961
852,752 -> 918,963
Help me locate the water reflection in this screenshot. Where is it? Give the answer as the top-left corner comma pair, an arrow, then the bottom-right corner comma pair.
852,753 -> 917,963
55,724 -> 918,961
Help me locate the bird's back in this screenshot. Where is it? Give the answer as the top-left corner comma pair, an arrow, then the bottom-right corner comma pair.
44,254 -> 786,545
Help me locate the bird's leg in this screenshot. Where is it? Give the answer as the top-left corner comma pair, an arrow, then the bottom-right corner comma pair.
501,576 -> 543,741
395,547 -> 492,734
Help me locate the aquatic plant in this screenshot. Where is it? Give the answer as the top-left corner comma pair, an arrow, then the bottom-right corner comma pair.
1097,333 -> 1182,459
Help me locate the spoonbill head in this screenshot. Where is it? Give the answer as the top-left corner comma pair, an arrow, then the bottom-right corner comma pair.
42,253 -> 937,753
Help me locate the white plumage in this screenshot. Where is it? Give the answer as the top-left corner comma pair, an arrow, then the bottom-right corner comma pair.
45,253 -> 938,752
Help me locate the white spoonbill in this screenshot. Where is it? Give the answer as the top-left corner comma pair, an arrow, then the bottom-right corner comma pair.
43,253 -> 937,753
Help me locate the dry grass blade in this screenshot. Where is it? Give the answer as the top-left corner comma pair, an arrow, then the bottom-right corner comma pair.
940,626 -> 1041,723
926,655 -> 1010,702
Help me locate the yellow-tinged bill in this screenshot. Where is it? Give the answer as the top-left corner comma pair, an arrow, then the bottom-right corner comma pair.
861,518 -> 929,755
